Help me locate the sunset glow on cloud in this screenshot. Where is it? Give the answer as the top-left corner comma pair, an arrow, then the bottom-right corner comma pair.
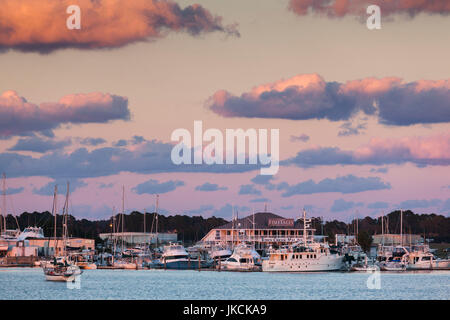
288,0 -> 450,18
0,0 -> 239,53
286,132 -> 450,167
0,0 -> 449,220
208,74 -> 450,126
0,91 -> 130,137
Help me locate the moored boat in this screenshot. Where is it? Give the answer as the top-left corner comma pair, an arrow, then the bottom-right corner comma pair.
221,243 -> 262,272
161,242 -> 209,270
402,246 -> 450,270
262,209 -> 344,272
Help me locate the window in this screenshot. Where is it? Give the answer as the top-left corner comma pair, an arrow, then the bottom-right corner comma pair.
227,258 -> 237,262
215,230 -> 220,240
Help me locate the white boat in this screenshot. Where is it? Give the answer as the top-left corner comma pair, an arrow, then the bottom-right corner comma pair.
113,260 -> 137,269
379,260 -> 406,271
221,243 -> 262,271
161,242 -> 209,269
43,183 -> 82,282
350,256 -> 378,272
262,209 -> 344,272
76,261 -> 98,270
402,246 -> 450,270
209,245 -> 232,262
43,257 -> 82,282
17,227 -> 45,241
351,264 -> 378,272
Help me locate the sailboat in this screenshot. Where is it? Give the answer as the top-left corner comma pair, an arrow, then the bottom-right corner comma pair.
0,173 -> 21,240
112,186 -> 137,269
42,183 -> 82,282
377,209 -> 406,272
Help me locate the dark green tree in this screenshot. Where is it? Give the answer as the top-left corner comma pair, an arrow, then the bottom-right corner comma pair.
357,231 -> 373,252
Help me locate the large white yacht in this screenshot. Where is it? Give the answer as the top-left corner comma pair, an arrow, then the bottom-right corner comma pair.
262,209 -> 345,272
220,243 -> 262,271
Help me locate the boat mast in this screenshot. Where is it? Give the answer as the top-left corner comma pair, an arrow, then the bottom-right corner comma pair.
111,206 -> 116,258
62,182 -> 70,257
356,211 -> 359,244
400,209 -> 403,247
303,208 -> 307,245
155,194 -> 159,248
121,185 -> 125,252
52,185 -> 58,255
2,173 -> 6,234
231,205 -> 235,249
143,208 -> 146,250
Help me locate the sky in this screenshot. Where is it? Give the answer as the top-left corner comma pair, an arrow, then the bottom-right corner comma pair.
0,0 -> 449,223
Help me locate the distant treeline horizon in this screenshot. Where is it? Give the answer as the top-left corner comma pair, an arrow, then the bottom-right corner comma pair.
2,210 -> 449,244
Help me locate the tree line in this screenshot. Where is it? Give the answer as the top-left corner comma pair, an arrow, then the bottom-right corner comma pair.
3,210 -> 449,247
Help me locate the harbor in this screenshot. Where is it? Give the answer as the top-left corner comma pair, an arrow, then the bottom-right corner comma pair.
1,203 -> 449,274
0,178 -> 448,296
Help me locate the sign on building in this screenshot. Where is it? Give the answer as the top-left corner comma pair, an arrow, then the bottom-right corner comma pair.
268,218 -> 294,227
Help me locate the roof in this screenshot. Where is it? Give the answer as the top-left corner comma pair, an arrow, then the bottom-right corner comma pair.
216,212 -> 303,230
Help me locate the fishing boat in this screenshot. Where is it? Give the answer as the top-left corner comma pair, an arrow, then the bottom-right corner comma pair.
43,183 -> 82,282
221,243 -> 262,271
262,209 -> 344,272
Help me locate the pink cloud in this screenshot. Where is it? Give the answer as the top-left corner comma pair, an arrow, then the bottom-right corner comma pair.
207,74 -> 450,126
0,90 -> 130,137
287,131 -> 450,167
0,0 -> 239,54
288,0 -> 450,18
355,133 -> 450,162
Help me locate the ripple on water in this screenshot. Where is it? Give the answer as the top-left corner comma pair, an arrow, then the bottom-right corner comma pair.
0,268 -> 448,300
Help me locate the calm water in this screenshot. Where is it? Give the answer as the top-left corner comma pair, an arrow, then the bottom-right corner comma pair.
0,268 -> 449,300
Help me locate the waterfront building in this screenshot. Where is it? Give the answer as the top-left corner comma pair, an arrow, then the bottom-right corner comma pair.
0,237 -> 95,257
200,212 -> 312,253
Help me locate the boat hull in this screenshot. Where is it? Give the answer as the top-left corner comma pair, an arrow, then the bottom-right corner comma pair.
45,274 -> 78,282
262,255 -> 345,272
220,264 -> 262,272
163,259 -> 209,270
406,259 -> 450,270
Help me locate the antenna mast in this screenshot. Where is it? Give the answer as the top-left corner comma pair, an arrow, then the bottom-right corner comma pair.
121,185 -> 125,252
52,185 -> 58,255
155,194 -> 159,247
2,173 -> 6,234
400,209 -> 403,247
